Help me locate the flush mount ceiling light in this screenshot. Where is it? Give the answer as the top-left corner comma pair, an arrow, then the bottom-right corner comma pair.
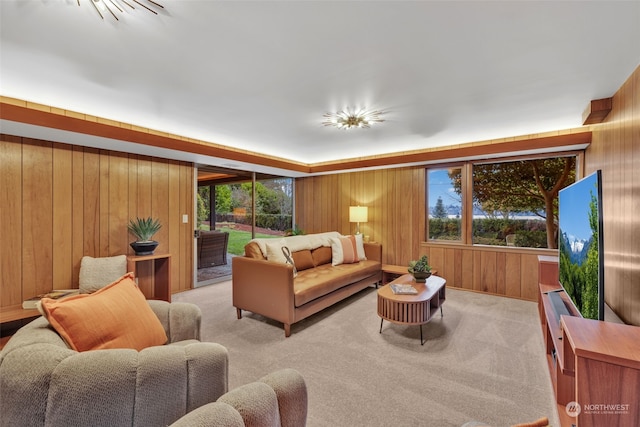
80,0 -> 165,21
322,108 -> 385,130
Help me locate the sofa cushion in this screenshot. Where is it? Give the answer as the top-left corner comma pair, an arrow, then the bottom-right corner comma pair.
293,260 -> 381,307
330,236 -> 358,266
291,250 -> 315,271
311,246 -> 332,266
40,272 -> 168,352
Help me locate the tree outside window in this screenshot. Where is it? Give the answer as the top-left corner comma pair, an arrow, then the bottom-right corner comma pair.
444,156 -> 576,248
427,168 -> 462,241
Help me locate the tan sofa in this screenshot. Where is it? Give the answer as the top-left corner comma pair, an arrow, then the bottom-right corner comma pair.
232,231 -> 382,337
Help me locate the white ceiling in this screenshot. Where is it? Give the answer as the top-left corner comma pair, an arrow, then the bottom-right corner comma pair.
1,0 -> 639,175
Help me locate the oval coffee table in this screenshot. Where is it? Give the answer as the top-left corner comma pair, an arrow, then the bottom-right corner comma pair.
377,274 -> 446,345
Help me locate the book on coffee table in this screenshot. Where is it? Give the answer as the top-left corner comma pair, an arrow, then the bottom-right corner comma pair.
390,284 -> 418,295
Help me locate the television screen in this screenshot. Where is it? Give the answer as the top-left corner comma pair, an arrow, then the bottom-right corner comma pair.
558,170 -> 604,320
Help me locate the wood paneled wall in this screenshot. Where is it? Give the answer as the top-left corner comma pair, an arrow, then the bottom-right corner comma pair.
296,168 -> 426,266
585,64 -> 640,326
295,167 -> 556,301
0,135 -> 194,309
422,244 -> 553,301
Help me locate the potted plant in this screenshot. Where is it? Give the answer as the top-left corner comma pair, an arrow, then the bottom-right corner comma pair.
127,217 -> 162,255
408,255 -> 432,283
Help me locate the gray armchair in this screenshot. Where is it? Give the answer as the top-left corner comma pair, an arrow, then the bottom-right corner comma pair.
171,368 -> 308,427
0,300 -> 228,427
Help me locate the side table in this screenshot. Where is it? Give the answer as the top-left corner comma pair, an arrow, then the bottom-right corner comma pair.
127,253 -> 171,302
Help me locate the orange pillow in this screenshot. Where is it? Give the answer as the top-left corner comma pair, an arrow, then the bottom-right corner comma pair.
40,272 -> 168,352
291,250 -> 315,271
311,246 -> 332,266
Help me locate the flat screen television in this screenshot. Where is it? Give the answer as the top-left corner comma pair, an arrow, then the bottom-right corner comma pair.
558,170 -> 604,320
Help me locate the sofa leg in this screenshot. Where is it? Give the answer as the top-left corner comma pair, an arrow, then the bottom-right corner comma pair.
284,324 -> 291,337
236,308 -> 242,319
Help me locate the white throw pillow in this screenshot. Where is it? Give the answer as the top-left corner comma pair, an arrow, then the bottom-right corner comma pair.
265,240 -> 288,264
79,255 -> 127,294
354,234 -> 367,261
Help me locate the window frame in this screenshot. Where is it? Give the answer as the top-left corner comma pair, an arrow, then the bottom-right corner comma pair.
426,151 -> 583,247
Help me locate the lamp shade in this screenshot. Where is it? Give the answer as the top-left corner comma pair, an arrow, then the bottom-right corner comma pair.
349,206 -> 368,223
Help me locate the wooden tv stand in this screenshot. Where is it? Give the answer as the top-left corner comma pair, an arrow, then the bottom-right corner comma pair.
537,256 -> 640,427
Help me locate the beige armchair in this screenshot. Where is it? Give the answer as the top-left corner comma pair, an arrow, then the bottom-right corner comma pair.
0,300 -> 228,427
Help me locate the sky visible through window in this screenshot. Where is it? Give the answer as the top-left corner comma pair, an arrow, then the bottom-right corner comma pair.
428,169 -> 461,213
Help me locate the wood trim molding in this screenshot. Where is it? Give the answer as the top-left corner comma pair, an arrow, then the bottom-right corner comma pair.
0,101 -> 311,174
582,97 -> 613,125
1,97 -> 592,174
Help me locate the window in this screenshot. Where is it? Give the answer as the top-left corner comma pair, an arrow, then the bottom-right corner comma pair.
427,155 -> 577,248
472,157 -> 575,248
427,167 -> 463,241
198,178 -> 294,237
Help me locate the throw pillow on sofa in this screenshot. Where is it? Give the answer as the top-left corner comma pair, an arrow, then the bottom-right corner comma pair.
39,272 -> 168,352
354,234 -> 367,260
330,236 -> 359,266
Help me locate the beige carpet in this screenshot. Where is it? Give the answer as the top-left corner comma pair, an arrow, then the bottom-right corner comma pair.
173,281 -> 559,427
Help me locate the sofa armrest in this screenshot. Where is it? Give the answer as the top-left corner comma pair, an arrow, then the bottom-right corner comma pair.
148,300 -> 202,342
364,242 -> 382,262
232,256 -> 296,326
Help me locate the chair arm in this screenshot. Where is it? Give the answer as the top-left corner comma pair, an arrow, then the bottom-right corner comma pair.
148,300 -> 202,342
232,257 -> 296,325
259,369 -> 308,427
169,402 -> 245,427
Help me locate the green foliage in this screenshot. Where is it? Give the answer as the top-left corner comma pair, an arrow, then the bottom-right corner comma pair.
558,190 -> 600,320
218,227 -> 279,256
199,178 -> 293,232
448,157 -> 576,248
127,217 -> 161,242
582,191 -> 600,319
408,255 -> 431,273
432,197 -> 448,219
514,230 -> 547,248
470,218 -> 548,247
197,187 -> 209,227
215,185 -> 232,213
285,224 -> 305,236
429,218 -> 461,240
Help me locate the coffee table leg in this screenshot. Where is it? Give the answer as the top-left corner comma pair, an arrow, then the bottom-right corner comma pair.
440,306 -> 443,317
379,318 -> 384,333
420,325 -> 425,345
